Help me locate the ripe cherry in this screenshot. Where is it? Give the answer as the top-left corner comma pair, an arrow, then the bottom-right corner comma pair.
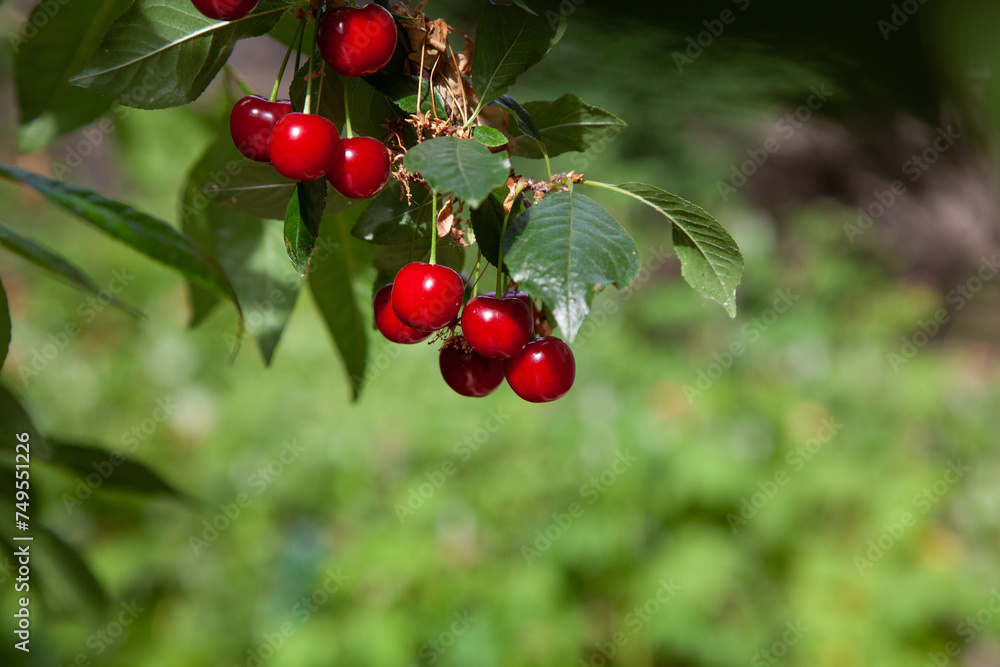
269,113 -> 339,182
373,283 -> 431,344
504,337 -> 576,403
191,0 -> 258,21
229,95 -> 293,162
391,262 -> 464,332
461,295 -> 533,359
328,137 -> 391,199
439,335 -> 505,398
317,4 -> 397,78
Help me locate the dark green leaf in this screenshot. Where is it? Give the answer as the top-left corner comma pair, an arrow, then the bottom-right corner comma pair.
48,441 -> 185,499
343,76 -> 398,141
14,0 -> 132,151
0,275 -> 10,371
364,71 -> 445,115
196,159 -> 297,220
490,94 -> 541,141
472,125 -> 509,147
284,180 -> 328,276
181,131 -> 302,363
309,208 -> 374,401
403,137 -> 510,208
0,164 -> 241,320
0,220 -> 144,320
613,183 -> 743,317
0,383 -> 48,457
512,93 -> 627,159
503,190 -> 640,341
71,0 -> 287,110
34,526 -> 108,616
471,0 -> 567,108
351,181 -> 429,245
289,64 -> 345,126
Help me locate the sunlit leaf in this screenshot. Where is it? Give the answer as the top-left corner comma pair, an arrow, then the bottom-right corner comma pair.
503,190 -> 640,341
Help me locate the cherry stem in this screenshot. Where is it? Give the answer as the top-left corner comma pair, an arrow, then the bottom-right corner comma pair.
303,17 -> 322,114
495,207 -> 513,297
271,18 -> 305,103
293,14 -> 306,101
470,250 -> 483,299
343,81 -> 354,139
430,190 -> 439,265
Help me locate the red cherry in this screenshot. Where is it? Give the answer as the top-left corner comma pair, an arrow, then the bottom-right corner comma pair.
504,337 -> 576,403
439,335 -> 505,398
269,113 -> 340,182
391,262 -> 463,332
317,5 -> 397,78
373,283 -> 431,344
191,0 -> 258,21
328,137 -> 391,199
229,95 -> 293,162
461,295 -> 533,359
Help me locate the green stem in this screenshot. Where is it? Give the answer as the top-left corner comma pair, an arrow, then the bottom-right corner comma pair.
541,144 -> 553,180
495,207 -> 513,297
271,18 -> 305,102
293,14 -> 306,100
471,250 -> 483,299
430,190 -> 438,265
303,17 -> 321,114
461,100 -> 485,131
343,82 -> 354,138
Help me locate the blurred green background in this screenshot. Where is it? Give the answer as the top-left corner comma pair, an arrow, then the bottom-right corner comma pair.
2,1 -> 1000,666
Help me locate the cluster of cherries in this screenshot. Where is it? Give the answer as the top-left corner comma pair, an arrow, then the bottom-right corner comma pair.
374,262 -> 577,403
194,0 -> 577,402
193,0 -> 399,198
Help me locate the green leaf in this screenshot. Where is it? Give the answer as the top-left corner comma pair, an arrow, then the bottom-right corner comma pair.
503,190 -> 640,341
343,76 -> 398,141
0,382 -> 51,464
350,181 -> 429,245
490,94 -> 541,141
34,526 -> 108,616
196,159 -> 297,221
284,180 -> 328,276
472,125 -> 509,148
48,441 -> 185,499
0,220 -> 145,320
363,71 -> 445,115
0,164 -> 241,321
71,0 -> 287,110
403,137 -> 510,208
309,209 -> 374,401
14,0 -> 132,151
471,0 -> 567,107
181,132 -> 301,363
612,183 -> 743,317
0,275 -> 9,371
511,93 -> 627,159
